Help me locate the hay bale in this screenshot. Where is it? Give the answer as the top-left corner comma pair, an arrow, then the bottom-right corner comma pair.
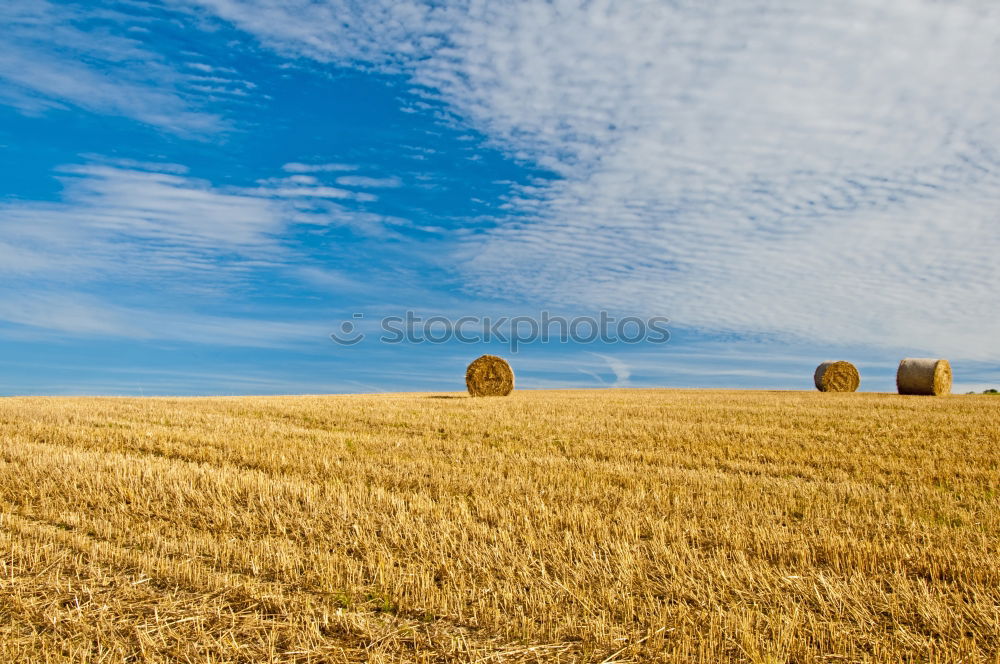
814,361 -> 860,392
465,355 -> 514,397
897,358 -> 952,396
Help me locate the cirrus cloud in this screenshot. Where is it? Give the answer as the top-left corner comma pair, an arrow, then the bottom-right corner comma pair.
189,0 -> 1000,361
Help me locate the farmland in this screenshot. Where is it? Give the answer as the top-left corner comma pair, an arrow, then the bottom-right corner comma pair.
1,390 -> 998,662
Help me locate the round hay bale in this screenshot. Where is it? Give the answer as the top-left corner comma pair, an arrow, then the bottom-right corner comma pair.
897,358 -> 952,396
814,361 -> 860,392
465,355 -> 514,397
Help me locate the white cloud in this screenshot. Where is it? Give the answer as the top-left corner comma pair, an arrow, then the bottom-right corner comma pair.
0,291 -> 327,347
283,175 -> 319,185
0,164 -> 288,284
260,185 -> 370,201
282,162 -> 357,173
185,62 -> 236,74
589,352 -> 631,387
191,0 -> 1000,361
0,161 -> 410,285
0,1 -> 225,134
335,175 -> 403,188
0,159 -> 417,345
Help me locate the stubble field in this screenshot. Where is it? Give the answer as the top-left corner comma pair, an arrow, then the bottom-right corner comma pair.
1,390 -> 998,662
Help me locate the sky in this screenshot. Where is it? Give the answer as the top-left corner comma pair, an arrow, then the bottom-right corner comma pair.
1,0 -> 998,395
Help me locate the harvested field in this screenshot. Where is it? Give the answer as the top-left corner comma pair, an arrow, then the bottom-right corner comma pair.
1,390 -> 999,662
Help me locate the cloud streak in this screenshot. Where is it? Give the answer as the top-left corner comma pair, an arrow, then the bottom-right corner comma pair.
589,353 -> 631,387
0,158 -> 417,346
190,0 -> 1000,361
0,160 -> 414,283
0,0 -> 225,134
2,163 -> 286,284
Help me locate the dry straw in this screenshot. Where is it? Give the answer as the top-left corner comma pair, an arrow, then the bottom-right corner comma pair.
897,358 -> 952,396
814,361 -> 861,392
465,355 -> 514,397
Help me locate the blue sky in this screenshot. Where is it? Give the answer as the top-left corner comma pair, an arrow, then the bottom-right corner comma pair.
1,0 -> 998,395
